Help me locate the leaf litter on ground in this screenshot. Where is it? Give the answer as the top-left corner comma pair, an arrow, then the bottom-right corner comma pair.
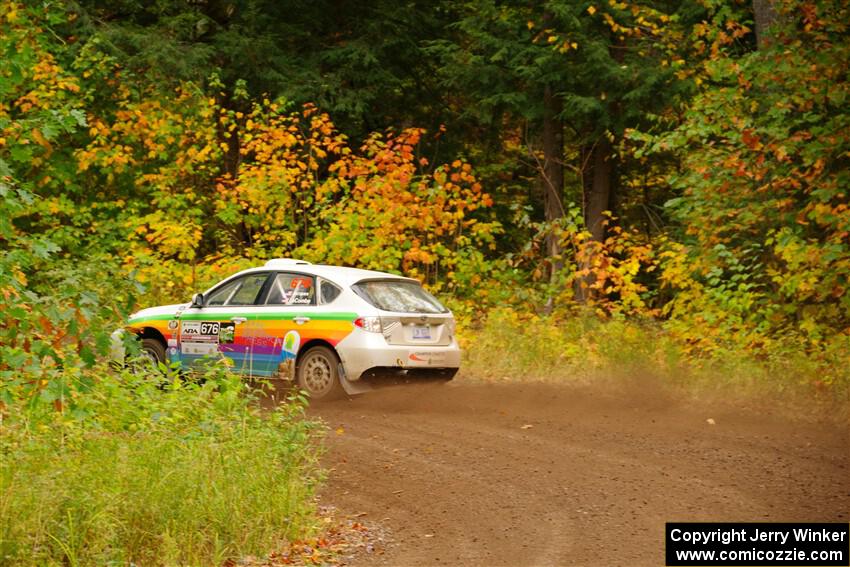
230,506 -> 389,566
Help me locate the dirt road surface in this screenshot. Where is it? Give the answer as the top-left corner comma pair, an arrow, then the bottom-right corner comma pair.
310,380 -> 850,567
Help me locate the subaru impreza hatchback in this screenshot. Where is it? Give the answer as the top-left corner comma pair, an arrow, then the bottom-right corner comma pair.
112,259 -> 461,399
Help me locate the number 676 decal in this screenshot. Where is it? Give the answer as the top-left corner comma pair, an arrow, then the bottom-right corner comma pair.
200,322 -> 220,335
181,321 -> 222,341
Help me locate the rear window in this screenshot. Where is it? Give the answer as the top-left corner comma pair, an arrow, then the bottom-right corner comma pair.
320,280 -> 342,304
352,280 -> 448,314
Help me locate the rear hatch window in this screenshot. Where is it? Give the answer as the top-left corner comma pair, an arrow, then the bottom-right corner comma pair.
352,280 -> 448,314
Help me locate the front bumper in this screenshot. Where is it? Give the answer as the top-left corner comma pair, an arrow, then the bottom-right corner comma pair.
110,329 -> 126,366
336,329 -> 461,381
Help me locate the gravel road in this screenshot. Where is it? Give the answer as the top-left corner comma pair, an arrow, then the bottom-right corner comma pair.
310,380 -> 849,567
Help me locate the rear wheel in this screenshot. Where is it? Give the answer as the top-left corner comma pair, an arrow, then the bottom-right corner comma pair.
296,346 -> 344,400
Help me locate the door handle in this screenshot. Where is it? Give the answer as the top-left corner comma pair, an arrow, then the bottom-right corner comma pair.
293,316 -> 310,325
231,317 -> 247,324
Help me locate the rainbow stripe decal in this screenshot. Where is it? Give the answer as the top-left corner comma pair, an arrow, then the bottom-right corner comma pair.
126,310 -> 358,377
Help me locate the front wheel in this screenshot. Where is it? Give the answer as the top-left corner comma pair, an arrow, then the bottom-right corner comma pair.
124,337 -> 168,377
139,337 -> 166,370
296,346 -> 344,400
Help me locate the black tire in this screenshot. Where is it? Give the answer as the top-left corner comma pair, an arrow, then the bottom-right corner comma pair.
407,368 -> 458,381
140,337 -> 166,370
296,346 -> 345,400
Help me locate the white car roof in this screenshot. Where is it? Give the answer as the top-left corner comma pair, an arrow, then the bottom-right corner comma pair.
236,259 -> 415,288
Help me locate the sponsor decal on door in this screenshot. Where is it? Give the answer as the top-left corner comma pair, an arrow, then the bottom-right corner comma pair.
181,320 -> 234,355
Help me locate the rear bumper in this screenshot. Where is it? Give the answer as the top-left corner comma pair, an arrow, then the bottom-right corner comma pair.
336,329 -> 461,381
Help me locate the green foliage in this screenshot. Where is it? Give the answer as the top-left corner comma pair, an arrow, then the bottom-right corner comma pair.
1,9 -> 322,565
464,307 -> 849,404
463,307 -> 683,381
69,0 -> 457,141
0,368 -> 321,566
14,0 -> 850,557
638,0 -> 850,369
3,0 -> 850,448
429,0 -> 688,137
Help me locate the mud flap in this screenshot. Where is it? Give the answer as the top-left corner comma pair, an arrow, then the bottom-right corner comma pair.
339,363 -> 372,395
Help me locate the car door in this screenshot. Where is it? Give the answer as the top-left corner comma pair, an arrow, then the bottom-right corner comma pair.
177,271 -> 271,374
249,272 -> 320,379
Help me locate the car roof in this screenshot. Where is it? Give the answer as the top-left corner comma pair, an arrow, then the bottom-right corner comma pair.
235,259 -> 416,288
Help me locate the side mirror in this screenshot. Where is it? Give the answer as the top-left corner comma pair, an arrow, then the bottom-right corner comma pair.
191,293 -> 205,308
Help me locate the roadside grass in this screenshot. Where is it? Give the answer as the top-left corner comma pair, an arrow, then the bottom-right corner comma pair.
461,308 -> 683,384
462,308 -> 850,418
0,367 -> 323,566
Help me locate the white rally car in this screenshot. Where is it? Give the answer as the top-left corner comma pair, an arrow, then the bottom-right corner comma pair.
113,259 -> 461,399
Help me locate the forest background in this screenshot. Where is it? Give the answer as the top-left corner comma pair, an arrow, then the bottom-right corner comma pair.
3,0 -> 848,395
1,0 -> 848,563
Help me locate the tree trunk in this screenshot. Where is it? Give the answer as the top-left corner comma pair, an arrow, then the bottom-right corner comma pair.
584,138 -> 613,243
539,7 -> 565,278
753,0 -> 777,49
541,83 -> 565,259
575,138 -> 614,302
536,84 -> 565,314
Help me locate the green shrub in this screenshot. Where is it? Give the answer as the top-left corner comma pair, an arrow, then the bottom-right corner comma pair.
463,308 -> 682,382
0,367 -> 322,566
463,308 -> 850,409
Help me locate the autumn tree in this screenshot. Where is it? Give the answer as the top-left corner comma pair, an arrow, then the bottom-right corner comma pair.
752,0 -> 777,48
70,0 -> 458,141
648,0 -> 850,355
427,0 -> 693,303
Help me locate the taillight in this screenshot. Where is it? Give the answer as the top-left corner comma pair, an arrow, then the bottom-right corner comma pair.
354,316 -> 383,333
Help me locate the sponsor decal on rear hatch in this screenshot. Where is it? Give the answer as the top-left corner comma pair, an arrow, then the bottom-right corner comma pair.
409,351 -> 448,364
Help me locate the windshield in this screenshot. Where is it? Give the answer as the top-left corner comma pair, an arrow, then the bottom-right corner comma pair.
352,280 -> 448,314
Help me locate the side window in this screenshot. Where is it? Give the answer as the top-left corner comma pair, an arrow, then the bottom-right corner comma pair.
265,273 -> 315,306
320,280 -> 342,304
206,273 -> 268,306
